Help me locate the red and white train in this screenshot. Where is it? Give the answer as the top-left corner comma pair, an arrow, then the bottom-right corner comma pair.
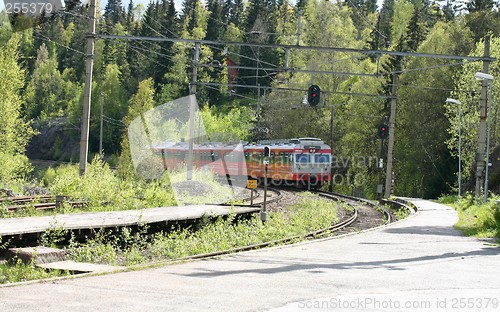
152,138 -> 332,188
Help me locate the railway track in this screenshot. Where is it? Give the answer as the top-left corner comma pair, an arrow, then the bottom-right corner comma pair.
0,186 -> 405,285
1,188 -> 394,256
0,196 -> 89,213
314,190 -> 391,235
221,187 -> 283,207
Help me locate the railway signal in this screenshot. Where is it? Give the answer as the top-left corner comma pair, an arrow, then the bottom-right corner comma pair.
307,85 -> 321,106
377,124 -> 389,140
262,146 -> 271,222
264,146 -> 271,157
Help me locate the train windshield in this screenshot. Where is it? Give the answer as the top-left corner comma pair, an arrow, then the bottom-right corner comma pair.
315,154 -> 330,164
295,154 -> 310,163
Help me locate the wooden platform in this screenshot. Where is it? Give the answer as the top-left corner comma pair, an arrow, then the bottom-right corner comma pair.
0,205 -> 260,237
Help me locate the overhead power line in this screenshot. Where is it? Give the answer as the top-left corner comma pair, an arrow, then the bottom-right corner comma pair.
196,62 -> 379,78
197,81 -> 395,99
96,34 -> 495,62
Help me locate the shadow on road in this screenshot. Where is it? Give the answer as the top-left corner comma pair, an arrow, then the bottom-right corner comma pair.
177,245 -> 500,278
383,225 -> 464,237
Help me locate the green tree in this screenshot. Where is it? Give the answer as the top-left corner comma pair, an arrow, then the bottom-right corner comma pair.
394,21 -> 474,198
118,78 -> 156,178
371,0 -> 394,50
446,37 -> 500,191
464,0 -> 499,42
238,0 -> 280,94
392,0 -> 414,46
0,35 -> 36,183
0,11 -> 11,46
24,44 -> 64,119
104,0 -> 126,26
158,0 -> 209,103
91,64 -> 128,155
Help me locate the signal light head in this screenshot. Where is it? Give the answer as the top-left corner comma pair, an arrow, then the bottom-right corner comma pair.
307,85 -> 321,106
377,124 -> 389,139
264,146 -> 271,157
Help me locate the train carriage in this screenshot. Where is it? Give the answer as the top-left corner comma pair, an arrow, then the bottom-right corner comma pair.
151,138 -> 332,188
245,138 -> 331,187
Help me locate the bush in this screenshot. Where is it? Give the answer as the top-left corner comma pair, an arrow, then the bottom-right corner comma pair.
0,152 -> 33,185
47,156 -> 176,212
65,193 -> 340,266
453,195 -> 500,238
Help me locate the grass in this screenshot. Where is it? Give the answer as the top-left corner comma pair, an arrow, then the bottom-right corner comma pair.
64,193 -> 339,266
1,158 -> 341,283
395,206 -> 410,220
1,193 -> 340,283
0,157 -> 177,218
0,258 -> 70,284
439,194 -> 500,239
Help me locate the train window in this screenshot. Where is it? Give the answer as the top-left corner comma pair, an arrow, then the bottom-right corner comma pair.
277,152 -> 284,164
251,152 -> 258,162
295,154 -> 310,163
315,154 -> 330,164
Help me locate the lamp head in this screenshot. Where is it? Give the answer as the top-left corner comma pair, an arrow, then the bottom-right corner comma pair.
475,72 -> 494,81
446,98 -> 461,105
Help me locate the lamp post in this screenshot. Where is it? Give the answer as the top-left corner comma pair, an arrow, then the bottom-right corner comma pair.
475,72 -> 494,202
446,98 -> 462,199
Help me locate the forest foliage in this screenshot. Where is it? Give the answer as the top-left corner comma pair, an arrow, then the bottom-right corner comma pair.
0,0 -> 499,198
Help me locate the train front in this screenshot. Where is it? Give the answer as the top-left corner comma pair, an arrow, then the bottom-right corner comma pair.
291,138 -> 332,188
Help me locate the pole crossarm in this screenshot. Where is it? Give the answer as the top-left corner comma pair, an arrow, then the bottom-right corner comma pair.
97,34 -> 496,62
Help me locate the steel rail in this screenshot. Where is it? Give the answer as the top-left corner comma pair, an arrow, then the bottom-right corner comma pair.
314,190 -> 391,225
160,199 -> 358,263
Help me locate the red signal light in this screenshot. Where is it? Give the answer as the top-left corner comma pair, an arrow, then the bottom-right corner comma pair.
377,124 -> 389,139
307,85 -> 321,106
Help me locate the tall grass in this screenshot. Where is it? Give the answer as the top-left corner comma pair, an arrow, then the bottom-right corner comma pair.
442,194 -> 500,238
1,157 -> 177,218
0,258 -> 69,284
65,193 -> 340,266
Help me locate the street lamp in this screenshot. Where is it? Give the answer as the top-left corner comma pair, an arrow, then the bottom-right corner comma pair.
475,72 -> 494,81
446,98 -> 462,199
475,72 -> 494,202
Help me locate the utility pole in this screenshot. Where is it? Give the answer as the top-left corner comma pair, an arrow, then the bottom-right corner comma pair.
187,42 -> 200,180
296,10 -> 302,45
377,137 -> 384,199
256,83 -> 261,130
99,92 -> 103,156
474,36 -> 491,200
79,0 -> 97,176
329,103 -> 334,192
384,73 -> 398,198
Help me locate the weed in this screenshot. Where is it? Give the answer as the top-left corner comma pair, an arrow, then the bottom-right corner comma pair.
452,195 -> 500,238
0,257 -> 69,284
64,195 -> 340,266
39,220 -> 69,247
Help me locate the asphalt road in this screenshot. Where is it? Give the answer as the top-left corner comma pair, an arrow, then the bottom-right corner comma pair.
1,199 -> 500,312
